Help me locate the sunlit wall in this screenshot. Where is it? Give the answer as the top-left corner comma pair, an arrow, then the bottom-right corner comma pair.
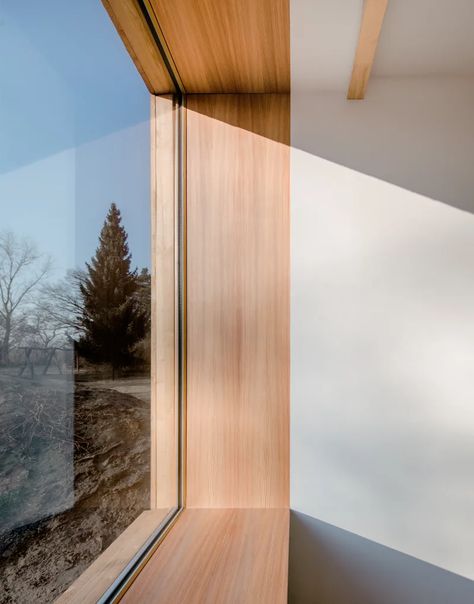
291,77 -> 474,585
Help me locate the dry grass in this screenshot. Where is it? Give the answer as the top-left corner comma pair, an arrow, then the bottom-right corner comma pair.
0,376 -> 150,604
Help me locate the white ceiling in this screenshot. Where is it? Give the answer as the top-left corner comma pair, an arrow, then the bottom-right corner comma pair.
291,0 -> 363,91
291,0 -> 474,91
374,0 -> 474,77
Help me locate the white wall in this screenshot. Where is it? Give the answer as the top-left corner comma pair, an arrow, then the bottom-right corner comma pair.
292,78 -> 474,214
291,77 -> 474,582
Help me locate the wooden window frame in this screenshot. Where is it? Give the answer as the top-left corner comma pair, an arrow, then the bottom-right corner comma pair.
57,94 -> 186,604
97,93 -> 186,603
62,0 -> 292,600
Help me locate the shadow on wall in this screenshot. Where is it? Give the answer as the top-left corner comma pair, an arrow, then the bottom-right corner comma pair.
289,511 -> 474,604
291,78 -> 474,215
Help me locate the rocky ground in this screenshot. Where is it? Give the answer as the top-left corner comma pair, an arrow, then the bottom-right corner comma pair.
0,376 -> 150,604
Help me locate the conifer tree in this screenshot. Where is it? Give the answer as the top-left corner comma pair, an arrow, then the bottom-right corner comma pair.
78,203 -> 146,376
136,267 -> 151,332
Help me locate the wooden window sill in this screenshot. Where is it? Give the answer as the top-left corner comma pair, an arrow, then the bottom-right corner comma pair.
119,508 -> 290,604
56,509 -> 171,603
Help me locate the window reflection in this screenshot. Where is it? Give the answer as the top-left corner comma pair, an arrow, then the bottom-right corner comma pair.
0,2 -> 152,602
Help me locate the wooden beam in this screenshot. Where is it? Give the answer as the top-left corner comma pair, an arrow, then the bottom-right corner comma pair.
347,0 -> 388,100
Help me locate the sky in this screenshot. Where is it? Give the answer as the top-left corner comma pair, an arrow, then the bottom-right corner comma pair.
0,0 -> 150,277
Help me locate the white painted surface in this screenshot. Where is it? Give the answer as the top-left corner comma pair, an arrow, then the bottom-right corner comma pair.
374,0 -> 474,77
290,79 -> 474,579
291,0 -> 362,91
291,0 -> 474,93
291,78 -> 474,214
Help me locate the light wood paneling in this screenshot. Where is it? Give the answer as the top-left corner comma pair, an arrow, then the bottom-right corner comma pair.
151,95 -> 179,509
148,0 -> 290,93
347,0 -> 388,99
101,0 -> 175,93
55,510 -> 168,604
186,94 -> 290,508
120,509 -> 289,604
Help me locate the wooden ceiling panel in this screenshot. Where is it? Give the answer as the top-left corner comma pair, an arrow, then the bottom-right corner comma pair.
148,0 -> 290,93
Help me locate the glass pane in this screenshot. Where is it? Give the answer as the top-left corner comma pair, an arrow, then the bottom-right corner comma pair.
0,2 -> 175,602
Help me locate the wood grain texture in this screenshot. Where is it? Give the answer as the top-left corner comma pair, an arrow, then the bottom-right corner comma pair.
148,0 -> 290,93
120,509 -> 289,604
56,510 -> 169,604
151,95 -> 179,509
186,94 -> 290,508
347,0 -> 388,100
101,0 -> 174,93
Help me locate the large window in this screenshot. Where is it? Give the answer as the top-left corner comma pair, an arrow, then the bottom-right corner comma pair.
0,3 -> 180,602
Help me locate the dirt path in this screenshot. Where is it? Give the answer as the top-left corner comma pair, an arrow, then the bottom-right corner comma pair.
84,377 -> 151,403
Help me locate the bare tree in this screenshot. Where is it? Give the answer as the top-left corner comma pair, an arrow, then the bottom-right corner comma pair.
38,269 -> 85,336
25,307 -> 65,349
0,231 -> 51,364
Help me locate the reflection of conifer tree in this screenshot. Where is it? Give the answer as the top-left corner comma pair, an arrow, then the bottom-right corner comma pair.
136,268 -> 151,333
78,203 -> 146,376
